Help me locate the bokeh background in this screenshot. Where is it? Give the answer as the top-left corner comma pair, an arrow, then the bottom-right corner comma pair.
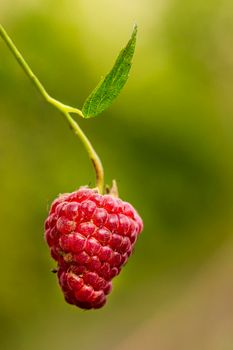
1,1 -> 233,349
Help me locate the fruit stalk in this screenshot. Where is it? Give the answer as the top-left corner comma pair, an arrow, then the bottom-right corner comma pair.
0,24 -> 104,193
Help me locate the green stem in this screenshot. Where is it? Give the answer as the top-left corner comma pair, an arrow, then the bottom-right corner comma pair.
0,24 -> 104,193
63,111 -> 104,194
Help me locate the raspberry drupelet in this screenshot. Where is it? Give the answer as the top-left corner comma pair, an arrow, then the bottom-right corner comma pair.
45,187 -> 143,309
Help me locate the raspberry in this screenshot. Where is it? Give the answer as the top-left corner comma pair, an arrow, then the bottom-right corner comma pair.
45,187 -> 143,310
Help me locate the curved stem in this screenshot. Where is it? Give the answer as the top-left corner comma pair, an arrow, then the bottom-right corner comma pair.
63,112 -> 104,193
0,24 -> 104,193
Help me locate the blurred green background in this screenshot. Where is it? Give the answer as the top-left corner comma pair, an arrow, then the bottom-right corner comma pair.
1,1 -> 233,349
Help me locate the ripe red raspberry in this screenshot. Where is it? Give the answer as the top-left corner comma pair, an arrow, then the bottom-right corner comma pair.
45,187 -> 143,309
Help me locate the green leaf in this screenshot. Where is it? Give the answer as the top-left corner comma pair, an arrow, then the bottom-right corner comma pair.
82,25 -> 137,118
